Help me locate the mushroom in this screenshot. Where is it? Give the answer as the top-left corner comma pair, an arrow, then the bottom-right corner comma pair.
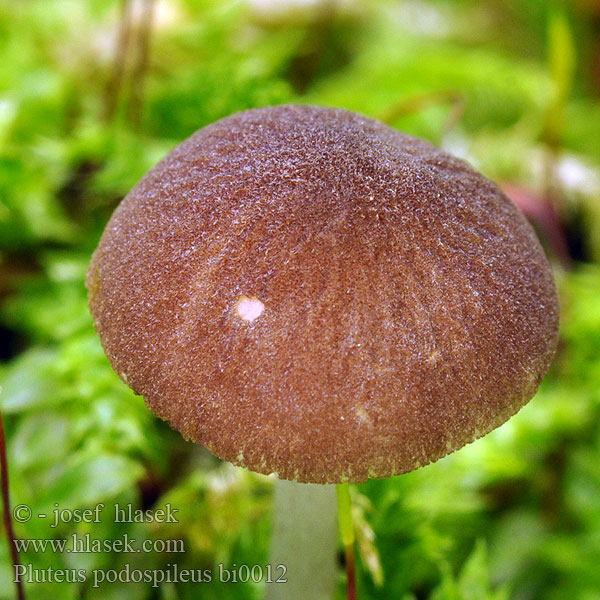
87,105 -> 559,598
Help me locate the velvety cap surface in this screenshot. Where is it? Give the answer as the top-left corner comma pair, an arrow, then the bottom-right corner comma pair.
87,104 -> 559,483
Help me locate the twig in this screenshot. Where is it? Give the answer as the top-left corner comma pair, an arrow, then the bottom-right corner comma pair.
104,0 -> 134,123
127,0 -> 156,128
377,90 -> 465,145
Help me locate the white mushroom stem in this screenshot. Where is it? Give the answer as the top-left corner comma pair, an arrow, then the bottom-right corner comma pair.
265,479 -> 338,600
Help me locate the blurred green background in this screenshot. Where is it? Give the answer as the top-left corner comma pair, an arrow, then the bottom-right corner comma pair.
0,0 -> 599,598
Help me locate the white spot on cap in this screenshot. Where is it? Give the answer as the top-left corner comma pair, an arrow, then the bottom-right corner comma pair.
355,407 -> 372,426
427,350 -> 440,364
236,295 -> 265,322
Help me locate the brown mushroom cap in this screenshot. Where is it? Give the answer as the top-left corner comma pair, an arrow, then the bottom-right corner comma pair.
87,104 -> 559,483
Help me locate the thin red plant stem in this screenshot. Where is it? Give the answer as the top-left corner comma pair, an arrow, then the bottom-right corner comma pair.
337,482 -> 358,600
344,541 -> 357,600
0,404 -> 25,600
